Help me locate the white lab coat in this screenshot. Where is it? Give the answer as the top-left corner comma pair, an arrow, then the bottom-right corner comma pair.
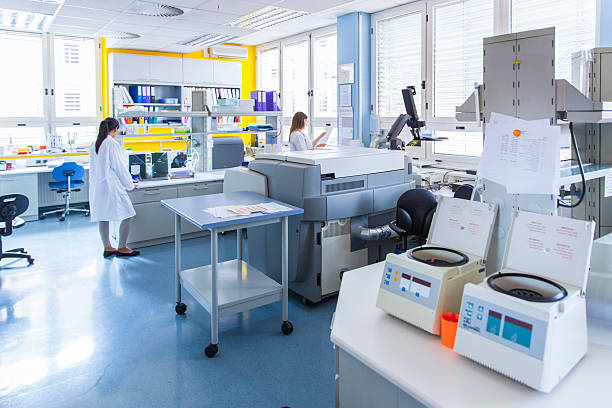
88,136 -> 136,222
289,130 -> 313,151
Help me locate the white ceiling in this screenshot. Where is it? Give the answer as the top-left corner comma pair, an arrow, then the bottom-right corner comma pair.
7,0 -> 412,52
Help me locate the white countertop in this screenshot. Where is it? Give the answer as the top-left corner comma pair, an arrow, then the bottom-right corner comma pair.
331,262 -> 612,408
134,170 -> 225,188
0,164 -> 90,176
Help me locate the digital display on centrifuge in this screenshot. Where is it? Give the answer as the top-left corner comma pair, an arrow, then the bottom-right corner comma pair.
412,277 -> 431,288
502,315 -> 533,348
486,310 -> 502,336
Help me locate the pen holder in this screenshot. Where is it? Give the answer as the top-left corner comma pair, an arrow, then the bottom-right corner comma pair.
440,313 -> 459,349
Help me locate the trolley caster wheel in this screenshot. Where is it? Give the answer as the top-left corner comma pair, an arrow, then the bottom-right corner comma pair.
28,258 -> 34,265
204,343 -> 218,358
175,302 -> 187,315
59,216 -> 65,222
281,321 -> 293,335
39,215 -> 46,220
301,297 -> 313,306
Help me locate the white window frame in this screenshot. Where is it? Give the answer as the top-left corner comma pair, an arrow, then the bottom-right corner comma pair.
371,2 -> 428,159
257,24 -> 338,144
310,25 -> 338,144
256,41 -> 281,93
0,31 -> 100,147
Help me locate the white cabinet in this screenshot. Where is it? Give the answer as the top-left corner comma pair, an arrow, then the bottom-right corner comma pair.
0,174 -> 39,220
183,59 -> 214,85
213,61 -> 242,86
150,56 -> 182,84
112,53 -> 183,84
112,53 -> 151,83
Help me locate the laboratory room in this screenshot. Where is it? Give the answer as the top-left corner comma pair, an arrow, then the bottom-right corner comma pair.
2,0 -> 612,407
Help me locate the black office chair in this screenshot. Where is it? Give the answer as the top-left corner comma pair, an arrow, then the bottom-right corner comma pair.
389,189 -> 438,250
0,194 -> 34,265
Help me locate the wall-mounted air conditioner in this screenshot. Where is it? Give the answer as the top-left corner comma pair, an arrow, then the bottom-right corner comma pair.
208,44 -> 248,60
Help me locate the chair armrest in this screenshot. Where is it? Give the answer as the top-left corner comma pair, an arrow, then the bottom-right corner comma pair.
389,220 -> 407,236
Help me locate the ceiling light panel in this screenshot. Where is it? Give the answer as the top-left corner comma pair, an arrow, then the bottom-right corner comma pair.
127,1 -> 184,17
228,6 -> 309,30
0,8 -> 50,31
180,33 -> 236,48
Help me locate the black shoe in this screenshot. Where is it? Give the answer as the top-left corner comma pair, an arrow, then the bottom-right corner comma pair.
103,250 -> 117,258
116,250 -> 140,257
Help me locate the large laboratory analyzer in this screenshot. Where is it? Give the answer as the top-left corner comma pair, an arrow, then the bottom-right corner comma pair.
376,196 -> 498,335
238,147 -> 416,303
453,210 -> 596,393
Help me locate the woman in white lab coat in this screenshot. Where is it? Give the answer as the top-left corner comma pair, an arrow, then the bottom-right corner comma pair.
89,117 -> 140,258
289,111 -> 327,151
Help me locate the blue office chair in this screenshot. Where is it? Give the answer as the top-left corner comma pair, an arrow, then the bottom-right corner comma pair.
0,194 -> 34,265
41,162 -> 89,221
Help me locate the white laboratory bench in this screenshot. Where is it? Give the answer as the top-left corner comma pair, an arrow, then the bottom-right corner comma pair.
0,165 -> 91,220
331,262 -> 612,408
120,170 -> 226,248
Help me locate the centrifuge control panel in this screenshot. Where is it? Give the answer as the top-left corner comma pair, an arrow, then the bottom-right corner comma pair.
459,294 -> 548,360
380,261 -> 441,310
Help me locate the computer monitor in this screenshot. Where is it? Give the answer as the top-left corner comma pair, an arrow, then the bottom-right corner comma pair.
128,153 -> 146,180
151,152 -> 169,179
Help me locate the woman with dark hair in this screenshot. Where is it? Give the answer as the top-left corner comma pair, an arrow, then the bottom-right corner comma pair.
89,117 -> 139,258
288,111 -> 327,151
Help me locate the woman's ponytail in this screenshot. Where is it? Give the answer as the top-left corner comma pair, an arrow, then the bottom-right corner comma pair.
95,117 -> 120,153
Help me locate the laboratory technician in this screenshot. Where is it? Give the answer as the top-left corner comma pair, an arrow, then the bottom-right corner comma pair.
89,117 -> 140,258
289,111 -> 327,151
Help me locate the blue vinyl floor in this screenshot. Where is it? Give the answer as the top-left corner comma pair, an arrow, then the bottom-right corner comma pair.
0,216 -> 336,407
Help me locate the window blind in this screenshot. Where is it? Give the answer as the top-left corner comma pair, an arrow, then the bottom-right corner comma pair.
376,12 -> 422,118
257,47 -> 280,93
433,0 -> 494,119
312,32 -> 338,118
511,0 -> 597,82
281,40 -> 309,117
54,37 -> 96,118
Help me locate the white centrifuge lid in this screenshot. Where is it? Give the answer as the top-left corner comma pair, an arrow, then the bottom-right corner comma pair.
502,210 -> 596,292
427,196 -> 498,260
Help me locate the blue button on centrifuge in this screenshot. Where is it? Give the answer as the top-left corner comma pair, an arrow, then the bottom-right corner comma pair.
415,293 -> 420,297
478,305 -> 484,312
401,287 -> 406,292
385,281 -> 389,285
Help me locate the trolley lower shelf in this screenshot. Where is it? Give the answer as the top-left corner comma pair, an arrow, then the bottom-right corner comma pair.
180,259 -> 282,318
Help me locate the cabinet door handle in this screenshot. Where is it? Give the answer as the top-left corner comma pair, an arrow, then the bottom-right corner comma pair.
192,185 -> 209,190
143,190 -> 162,195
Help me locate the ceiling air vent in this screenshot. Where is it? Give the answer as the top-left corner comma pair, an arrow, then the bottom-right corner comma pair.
100,31 -> 140,39
127,1 -> 184,17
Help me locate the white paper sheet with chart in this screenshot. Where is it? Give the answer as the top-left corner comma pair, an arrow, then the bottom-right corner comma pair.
204,202 -> 291,218
478,113 -> 560,194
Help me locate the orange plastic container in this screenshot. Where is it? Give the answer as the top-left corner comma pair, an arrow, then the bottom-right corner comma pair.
440,313 -> 459,349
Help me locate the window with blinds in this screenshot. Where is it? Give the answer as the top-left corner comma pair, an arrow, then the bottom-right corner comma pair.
282,40 -> 309,117
376,12 -> 422,118
0,31 -> 44,118
433,0 -> 494,119
312,32 -> 338,118
53,37 -> 96,118
511,0 -> 597,82
257,47 -> 280,93
0,127 -> 46,148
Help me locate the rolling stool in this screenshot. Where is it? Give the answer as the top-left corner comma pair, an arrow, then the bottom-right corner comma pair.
41,161 -> 89,221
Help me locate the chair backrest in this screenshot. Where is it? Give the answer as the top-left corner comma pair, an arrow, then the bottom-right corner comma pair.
395,188 -> 438,240
52,161 -> 84,182
0,194 -> 29,236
